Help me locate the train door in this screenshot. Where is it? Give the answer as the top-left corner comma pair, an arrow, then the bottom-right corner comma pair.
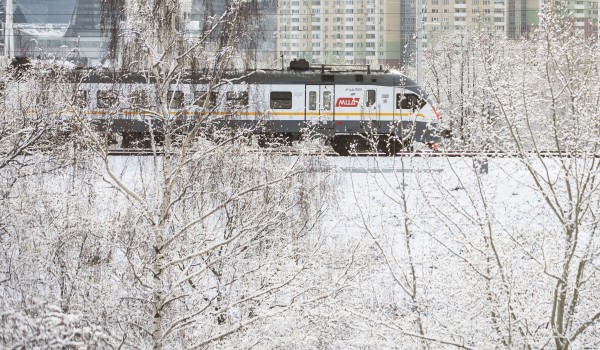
305,84 -> 335,133
362,88 -> 378,130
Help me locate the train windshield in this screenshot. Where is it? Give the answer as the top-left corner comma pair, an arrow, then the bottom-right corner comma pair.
396,93 -> 427,111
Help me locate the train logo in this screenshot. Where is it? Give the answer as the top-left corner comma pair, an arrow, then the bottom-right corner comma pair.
336,97 -> 360,107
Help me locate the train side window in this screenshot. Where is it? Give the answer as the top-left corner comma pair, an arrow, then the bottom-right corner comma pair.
194,91 -> 219,108
167,90 -> 185,109
226,91 -> 249,107
308,91 -> 317,111
75,90 -> 88,108
366,89 -> 376,107
36,88 -> 51,106
97,90 -> 119,109
270,91 -> 292,109
323,91 -> 332,111
130,89 -> 149,109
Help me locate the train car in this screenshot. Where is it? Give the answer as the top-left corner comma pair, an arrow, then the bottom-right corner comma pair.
74,59 -> 443,154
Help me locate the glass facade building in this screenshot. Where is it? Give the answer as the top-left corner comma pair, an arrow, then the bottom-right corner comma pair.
14,0 -> 75,24
4,0 -> 108,65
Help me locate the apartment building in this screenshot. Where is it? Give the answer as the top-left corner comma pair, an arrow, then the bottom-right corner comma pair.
424,0 -> 538,41
564,0 -> 599,37
276,0 -> 415,68
424,0 -> 597,44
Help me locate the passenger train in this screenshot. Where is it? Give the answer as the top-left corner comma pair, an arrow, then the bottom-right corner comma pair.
30,58 -> 445,154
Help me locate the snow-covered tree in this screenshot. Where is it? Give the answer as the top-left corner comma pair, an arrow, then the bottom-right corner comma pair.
414,8 -> 600,349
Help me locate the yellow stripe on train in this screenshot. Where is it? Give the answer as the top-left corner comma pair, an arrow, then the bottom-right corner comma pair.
82,110 -> 429,120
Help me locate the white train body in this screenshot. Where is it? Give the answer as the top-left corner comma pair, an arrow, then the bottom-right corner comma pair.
17,60 -> 443,152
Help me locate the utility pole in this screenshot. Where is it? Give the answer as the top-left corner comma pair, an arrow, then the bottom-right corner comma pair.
4,0 -> 13,59
416,0 -> 424,86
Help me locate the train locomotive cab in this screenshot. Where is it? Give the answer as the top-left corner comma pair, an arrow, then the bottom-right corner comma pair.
327,67 -> 443,155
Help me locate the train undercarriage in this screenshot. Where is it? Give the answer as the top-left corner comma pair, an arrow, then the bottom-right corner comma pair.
97,118 -> 439,155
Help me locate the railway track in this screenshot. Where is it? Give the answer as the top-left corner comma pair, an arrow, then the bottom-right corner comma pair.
106,147 -> 600,158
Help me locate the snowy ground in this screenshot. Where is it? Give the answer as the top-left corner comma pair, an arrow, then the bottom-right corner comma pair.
3,153 -> 598,348
310,155 -> 598,348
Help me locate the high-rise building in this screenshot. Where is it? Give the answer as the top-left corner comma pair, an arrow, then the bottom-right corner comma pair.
63,0 -> 107,64
14,0 -> 74,24
186,0 -> 277,68
561,0 -> 598,37
5,0 -> 112,64
276,0 -> 416,68
275,0 -> 597,70
4,0 -> 596,67
423,0 -> 597,45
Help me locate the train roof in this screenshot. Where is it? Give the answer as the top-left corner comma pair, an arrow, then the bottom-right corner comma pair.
74,69 -> 423,92
43,59 -> 424,95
